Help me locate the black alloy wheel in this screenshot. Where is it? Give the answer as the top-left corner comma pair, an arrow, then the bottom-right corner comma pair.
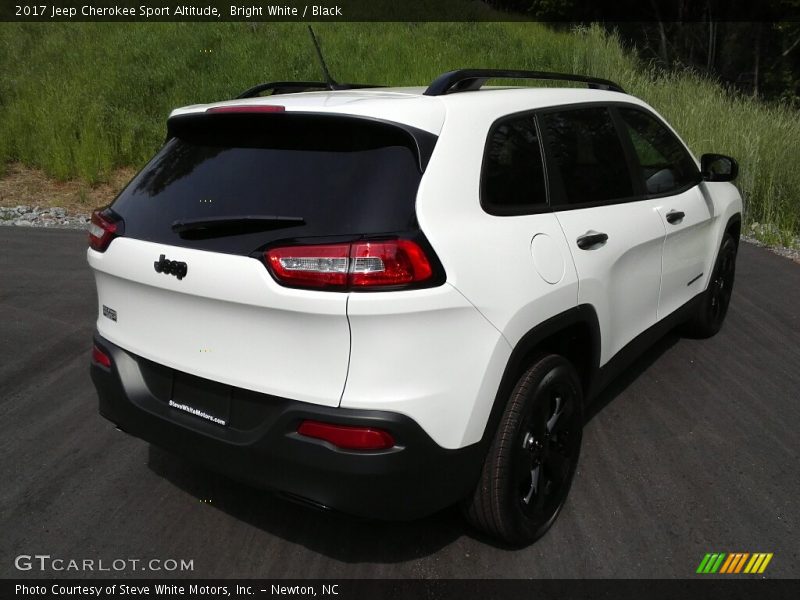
464,354 -> 583,546
685,233 -> 738,338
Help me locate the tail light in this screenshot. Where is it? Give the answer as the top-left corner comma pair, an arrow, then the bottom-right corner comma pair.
297,420 -> 395,451
266,244 -> 349,289
88,209 -> 120,252
91,345 -> 112,368
265,239 -> 435,291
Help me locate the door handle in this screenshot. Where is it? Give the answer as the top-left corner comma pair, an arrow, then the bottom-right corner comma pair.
666,210 -> 685,224
576,231 -> 609,250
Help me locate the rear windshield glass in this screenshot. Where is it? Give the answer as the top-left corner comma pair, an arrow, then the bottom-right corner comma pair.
111,114 -> 429,255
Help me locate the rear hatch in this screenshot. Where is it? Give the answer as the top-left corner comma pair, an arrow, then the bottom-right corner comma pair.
88,110 -> 435,407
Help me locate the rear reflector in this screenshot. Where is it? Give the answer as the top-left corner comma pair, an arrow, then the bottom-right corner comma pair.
297,420 -> 395,451
265,239 -> 434,291
91,345 -> 112,368
88,209 -> 119,252
206,105 -> 285,114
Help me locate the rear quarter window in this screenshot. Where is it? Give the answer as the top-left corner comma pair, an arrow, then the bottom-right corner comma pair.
481,113 -> 548,215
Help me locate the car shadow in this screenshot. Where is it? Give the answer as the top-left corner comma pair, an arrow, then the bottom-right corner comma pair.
584,329 -> 682,423
146,444 -> 467,562
146,329 -> 683,562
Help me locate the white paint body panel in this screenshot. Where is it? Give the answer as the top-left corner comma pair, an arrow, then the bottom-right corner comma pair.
341,284 -> 511,449
696,180 -> 744,278
656,187 -> 714,318
88,239 -> 350,407
554,202 -> 666,365
411,95 -> 581,355
171,89 -> 447,135
531,234 -> 566,285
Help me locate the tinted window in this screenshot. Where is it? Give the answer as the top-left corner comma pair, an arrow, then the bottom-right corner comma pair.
111,114 -> 429,255
540,107 -> 634,205
481,114 -> 547,214
617,108 -> 700,195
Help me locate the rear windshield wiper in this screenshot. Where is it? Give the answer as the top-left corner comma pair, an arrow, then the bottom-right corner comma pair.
171,215 -> 305,238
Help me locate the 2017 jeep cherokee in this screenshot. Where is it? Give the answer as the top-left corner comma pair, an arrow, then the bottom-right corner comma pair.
88,69 -> 742,545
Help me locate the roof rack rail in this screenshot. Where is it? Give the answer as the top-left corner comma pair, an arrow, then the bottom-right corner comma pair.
423,69 -> 625,96
236,81 -> 382,99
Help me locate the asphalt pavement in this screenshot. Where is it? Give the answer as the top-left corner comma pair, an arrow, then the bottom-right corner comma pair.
1,226 -> 798,578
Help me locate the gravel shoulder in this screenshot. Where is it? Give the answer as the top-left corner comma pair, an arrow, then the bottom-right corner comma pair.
0,204 -> 90,229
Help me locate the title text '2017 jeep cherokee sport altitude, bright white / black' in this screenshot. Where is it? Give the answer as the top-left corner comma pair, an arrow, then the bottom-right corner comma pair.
88,69 -> 742,545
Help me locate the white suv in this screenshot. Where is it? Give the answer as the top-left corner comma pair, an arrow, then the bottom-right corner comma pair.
88,69 -> 742,545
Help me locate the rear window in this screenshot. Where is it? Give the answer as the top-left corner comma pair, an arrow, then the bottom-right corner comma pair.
111,114 -> 432,255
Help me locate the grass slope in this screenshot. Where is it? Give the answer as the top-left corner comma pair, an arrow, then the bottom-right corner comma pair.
0,21 -> 798,245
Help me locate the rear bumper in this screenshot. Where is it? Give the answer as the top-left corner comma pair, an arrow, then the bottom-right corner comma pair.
90,334 -> 484,520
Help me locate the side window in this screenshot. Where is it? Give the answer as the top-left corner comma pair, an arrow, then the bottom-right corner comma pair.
617,107 -> 700,195
481,114 -> 548,215
540,107 -> 634,205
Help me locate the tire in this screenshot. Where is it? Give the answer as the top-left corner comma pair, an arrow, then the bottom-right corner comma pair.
684,233 -> 738,338
463,354 -> 583,546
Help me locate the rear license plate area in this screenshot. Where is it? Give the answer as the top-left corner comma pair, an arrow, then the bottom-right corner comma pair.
168,372 -> 231,427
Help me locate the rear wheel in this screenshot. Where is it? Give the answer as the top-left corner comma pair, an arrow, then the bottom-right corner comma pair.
464,354 -> 583,546
684,233 -> 737,338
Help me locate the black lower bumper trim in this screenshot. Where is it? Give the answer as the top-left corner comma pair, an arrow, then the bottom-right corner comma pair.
90,334 -> 484,520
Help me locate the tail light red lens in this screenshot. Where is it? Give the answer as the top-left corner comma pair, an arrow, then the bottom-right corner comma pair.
350,240 -> 433,288
264,239 -> 434,291
91,345 -> 112,368
88,210 -> 119,252
266,244 -> 350,289
297,420 -> 395,451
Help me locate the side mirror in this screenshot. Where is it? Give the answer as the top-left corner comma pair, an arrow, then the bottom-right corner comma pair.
701,153 -> 739,182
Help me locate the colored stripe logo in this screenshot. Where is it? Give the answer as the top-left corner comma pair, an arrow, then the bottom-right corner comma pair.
696,553 -> 773,574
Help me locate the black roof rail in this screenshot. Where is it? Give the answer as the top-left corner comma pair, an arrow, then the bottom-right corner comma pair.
423,69 -> 625,96
237,81 -> 383,99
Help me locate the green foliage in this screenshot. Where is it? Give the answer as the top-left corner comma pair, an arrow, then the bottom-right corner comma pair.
0,21 -> 798,245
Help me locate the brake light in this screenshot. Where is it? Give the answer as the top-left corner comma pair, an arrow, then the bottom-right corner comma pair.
206,105 -> 285,114
88,210 -> 119,252
350,240 -> 433,288
264,239 -> 434,291
297,420 -> 395,451
91,345 -> 112,368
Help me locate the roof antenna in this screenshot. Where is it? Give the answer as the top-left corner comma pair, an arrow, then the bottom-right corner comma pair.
307,26 -> 338,91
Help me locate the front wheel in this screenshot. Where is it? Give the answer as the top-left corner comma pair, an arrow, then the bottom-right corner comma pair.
684,233 -> 738,338
463,354 -> 583,546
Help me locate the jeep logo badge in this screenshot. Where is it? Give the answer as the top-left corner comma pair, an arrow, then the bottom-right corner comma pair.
154,254 -> 188,280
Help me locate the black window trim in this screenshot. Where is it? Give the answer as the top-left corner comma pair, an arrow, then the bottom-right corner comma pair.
608,106 -> 648,198
479,110 -> 553,217
478,101 -> 702,217
537,101 -> 702,212
611,103 -> 703,201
